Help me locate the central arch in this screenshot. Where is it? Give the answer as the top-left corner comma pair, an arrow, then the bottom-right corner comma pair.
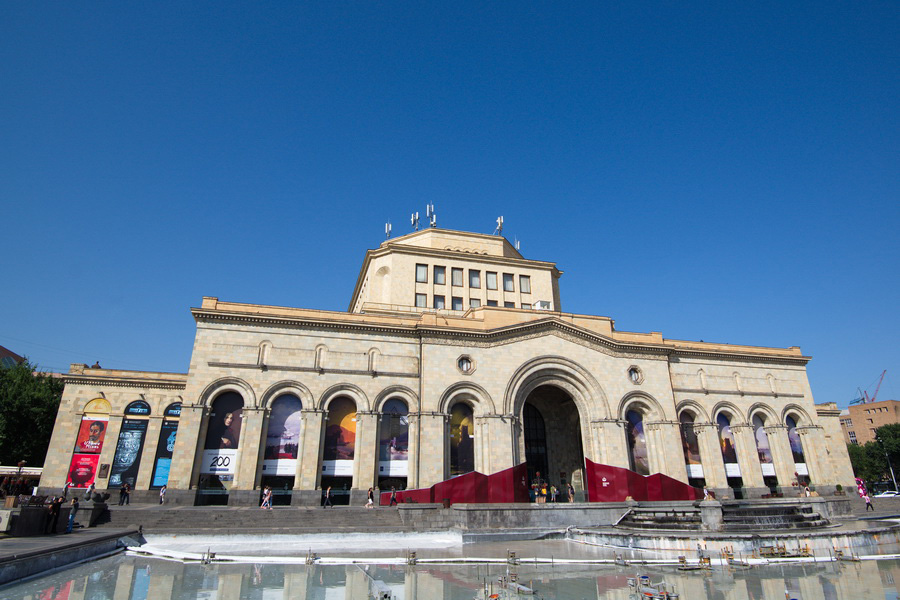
519,384 -> 586,496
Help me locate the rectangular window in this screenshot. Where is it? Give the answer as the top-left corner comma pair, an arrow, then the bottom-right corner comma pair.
434,266 -> 445,285
434,295 -> 445,309
451,268 -> 463,287
503,273 -> 515,292
469,270 -> 481,288
504,301 -> 515,308
521,303 -> 531,309
415,293 -> 427,308
486,272 -> 498,290
416,264 -> 427,283
487,300 -> 498,307
519,275 -> 531,294
470,298 -> 481,308
452,296 -> 463,311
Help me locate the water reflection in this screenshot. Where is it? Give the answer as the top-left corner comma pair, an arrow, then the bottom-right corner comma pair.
7,555 -> 900,600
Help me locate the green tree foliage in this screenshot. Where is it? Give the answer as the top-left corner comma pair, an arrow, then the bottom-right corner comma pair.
847,441 -> 888,485
0,359 -> 63,467
875,423 -> 900,462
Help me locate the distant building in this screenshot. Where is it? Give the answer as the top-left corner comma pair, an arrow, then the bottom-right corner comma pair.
841,400 -> 900,445
0,345 -> 24,369
40,227 -> 855,505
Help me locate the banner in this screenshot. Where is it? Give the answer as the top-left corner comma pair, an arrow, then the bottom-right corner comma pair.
73,417 -> 109,454
109,418 -> 148,488
263,395 -> 301,476
201,449 -> 238,475
66,454 -> 100,488
151,419 -> 179,488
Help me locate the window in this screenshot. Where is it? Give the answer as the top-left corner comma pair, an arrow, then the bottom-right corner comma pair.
519,275 -> 531,294
451,268 -> 463,287
434,266 -> 445,285
521,303 -> 531,309
486,272 -> 498,290
434,295 -> 445,309
416,264 -> 427,283
452,296 -> 463,311
470,298 -> 481,308
487,300 -> 498,307
503,273 -> 515,292
504,301 -> 515,308
457,355 -> 474,374
469,270 -> 481,288
415,293 -> 427,308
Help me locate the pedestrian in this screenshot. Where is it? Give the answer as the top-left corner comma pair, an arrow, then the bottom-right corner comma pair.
567,483 -> 575,503
804,486 -> 811,498
323,486 -> 333,508
260,486 -> 272,509
159,485 -> 166,505
66,498 -> 79,533
865,493 -> 874,511
390,486 -> 398,506
46,496 -> 63,534
703,486 -> 710,500
366,487 -> 374,508
84,482 -> 95,502
550,485 -> 558,503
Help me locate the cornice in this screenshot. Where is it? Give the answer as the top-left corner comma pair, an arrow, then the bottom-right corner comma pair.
63,374 -> 187,391
670,349 -> 810,366
206,361 -> 419,379
672,387 -> 805,399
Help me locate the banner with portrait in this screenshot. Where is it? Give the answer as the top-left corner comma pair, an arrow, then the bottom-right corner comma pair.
378,399 -> 409,477
109,418 -> 148,488
73,417 -> 109,454
263,395 -> 302,476
151,419 -> 179,488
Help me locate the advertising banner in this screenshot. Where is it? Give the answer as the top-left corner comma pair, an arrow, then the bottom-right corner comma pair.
73,417 -> 109,454
262,395 -> 301,477
201,449 -> 238,475
151,419 -> 178,488
109,418 -> 148,488
66,454 -> 100,488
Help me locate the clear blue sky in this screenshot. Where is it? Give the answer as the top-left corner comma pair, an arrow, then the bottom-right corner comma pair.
1,3 -> 897,408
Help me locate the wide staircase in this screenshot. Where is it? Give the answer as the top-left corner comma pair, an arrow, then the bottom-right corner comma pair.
720,503 -> 829,531
615,506 -> 703,530
92,505 -> 415,535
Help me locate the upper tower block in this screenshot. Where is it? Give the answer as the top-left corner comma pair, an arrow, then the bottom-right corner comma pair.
349,228 -> 563,314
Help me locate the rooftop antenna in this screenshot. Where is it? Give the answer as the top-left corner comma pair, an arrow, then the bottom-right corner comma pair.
385,221 -> 392,239
426,203 -> 437,228
494,216 -> 504,236
411,211 -> 420,231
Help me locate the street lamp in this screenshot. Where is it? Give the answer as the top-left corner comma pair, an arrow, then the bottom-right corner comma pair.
875,434 -> 899,492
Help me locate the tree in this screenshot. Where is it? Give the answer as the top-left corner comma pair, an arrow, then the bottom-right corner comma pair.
0,359 -> 63,467
847,441 -> 888,486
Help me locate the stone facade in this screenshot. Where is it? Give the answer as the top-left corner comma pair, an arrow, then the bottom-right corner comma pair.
841,399 -> 900,445
40,228 -> 855,504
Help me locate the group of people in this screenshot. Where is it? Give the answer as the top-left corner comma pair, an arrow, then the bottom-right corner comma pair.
45,496 -> 80,534
364,486 -> 399,508
260,486 -> 274,509
530,472 -> 574,504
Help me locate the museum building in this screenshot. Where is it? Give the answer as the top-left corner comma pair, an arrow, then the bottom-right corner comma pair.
39,227 -> 855,505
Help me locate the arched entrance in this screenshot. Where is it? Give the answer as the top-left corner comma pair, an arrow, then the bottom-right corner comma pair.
520,385 -> 585,500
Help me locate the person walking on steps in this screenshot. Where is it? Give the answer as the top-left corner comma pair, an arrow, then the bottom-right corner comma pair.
323,486 -> 333,508
390,486 -> 398,506
865,493 -> 875,511
366,487 -> 374,508
159,485 -> 167,505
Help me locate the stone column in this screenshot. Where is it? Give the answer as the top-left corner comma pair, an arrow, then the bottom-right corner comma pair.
168,403 -> 206,492
593,419 -> 628,468
798,426 -> 827,486
293,409 -> 325,492
406,412 -> 420,489
646,420 -> 687,482
764,424 -> 796,491
731,423 -> 766,496
353,410 -> 379,490
111,561 -> 135,600
417,412 -> 448,487
232,406 -> 265,501
96,414 -> 124,492
695,422 -> 728,493
135,416 -> 164,491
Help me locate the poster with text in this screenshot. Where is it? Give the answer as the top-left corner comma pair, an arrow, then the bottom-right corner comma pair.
66,454 -> 100,488
151,420 -> 178,488
73,417 -> 109,454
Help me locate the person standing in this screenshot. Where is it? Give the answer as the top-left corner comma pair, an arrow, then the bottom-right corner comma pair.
159,485 -> 167,505
567,483 -> 575,503
66,498 -> 79,533
46,497 -> 63,534
390,487 -> 398,506
323,486 -> 333,508
260,486 -> 272,509
865,493 -> 874,511
366,487 -> 374,508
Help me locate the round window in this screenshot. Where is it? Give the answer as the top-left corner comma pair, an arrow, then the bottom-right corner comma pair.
457,356 -> 474,374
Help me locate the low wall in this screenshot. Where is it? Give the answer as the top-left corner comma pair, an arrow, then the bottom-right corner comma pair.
398,502 -> 633,530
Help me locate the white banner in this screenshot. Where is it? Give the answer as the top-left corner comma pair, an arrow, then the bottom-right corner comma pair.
761,463 -> 776,477
322,459 -> 353,476
262,459 -> 297,477
725,463 -> 741,478
795,463 -> 808,476
686,464 -> 704,479
379,460 -> 408,477
201,449 -> 237,475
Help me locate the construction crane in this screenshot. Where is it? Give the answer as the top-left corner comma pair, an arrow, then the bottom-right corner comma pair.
850,370 -> 888,404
